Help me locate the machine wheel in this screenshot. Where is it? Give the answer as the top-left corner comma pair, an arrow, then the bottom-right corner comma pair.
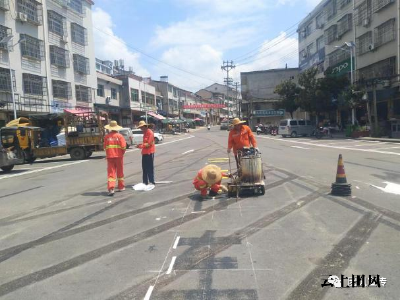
85,151 -> 93,158
70,147 -> 86,160
1,165 -> 14,173
291,131 -> 298,138
260,186 -> 265,195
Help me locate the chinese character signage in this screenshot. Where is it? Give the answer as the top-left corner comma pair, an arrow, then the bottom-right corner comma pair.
253,109 -> 285,117
182,104 -> 226,109
321,274 -> 387,288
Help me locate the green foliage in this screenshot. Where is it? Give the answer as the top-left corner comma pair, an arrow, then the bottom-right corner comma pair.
338,85 -> 366,110
274,80 -> 300,118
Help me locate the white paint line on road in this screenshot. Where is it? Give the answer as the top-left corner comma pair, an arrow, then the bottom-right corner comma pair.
290,146 -> 310,150
166,256 -> 177,274
371,182 -> 400,195
191,211 -> 206,214
173,236 -> 180,249
0,160 -> 88,180
373,146 -> 400,151
144,286 -> 154,300
260,136 -> 400,156
182,149 -> 194,155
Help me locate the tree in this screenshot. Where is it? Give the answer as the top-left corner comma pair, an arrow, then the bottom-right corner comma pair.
297,68 -> 319,114
274,80 -> 300,118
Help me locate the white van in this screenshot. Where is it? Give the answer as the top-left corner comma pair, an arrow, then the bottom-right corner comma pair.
279,119 -> 314,137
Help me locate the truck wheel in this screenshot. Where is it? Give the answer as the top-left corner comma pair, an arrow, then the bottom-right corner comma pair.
1,165 -> 14,173
260,186 -> 265,195
85,151 -> 93,158
70,147 -> 86,160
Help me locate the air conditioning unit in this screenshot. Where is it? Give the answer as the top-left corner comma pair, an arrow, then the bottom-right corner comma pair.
382,80 -> 390,88
301,31 -> 307,38
363,18 -> 370,27
61,35 -> 68,43
18,12 -> 28,22
302,52 -> 307,58
368,43 -> 375,51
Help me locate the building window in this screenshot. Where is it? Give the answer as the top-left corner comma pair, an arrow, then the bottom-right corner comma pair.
338,14 -> 352,37
68,0 -> 84,15
73,54 -> 90,74
17,0 -> 42,25
71,23 -> 87,46
53,80 -> 71,99
324,25 -> 337,45
97,84 -> 104,97
316,36 -> 325,51
0,25 -> 11,51
374,19 -> 395,47
0,67 -> 13,93
357,56 -> 396,81
338,0 -> 351,9
307,43 -> 314,56
356,0 -> 371,26
48,10 -> 66,37
20,34 -> 44,61
0,0 -> 9,10
131,88 -> 139,101
373,0 -> 395,13
50,45 -> 70,68
23,73 -> 45,96
111,88 -> 117,99
76,85 -> 91,102
327,48 -> 350,67
356,31 -> 372,55
326,0 -> 337,20
316,13 -> 326,29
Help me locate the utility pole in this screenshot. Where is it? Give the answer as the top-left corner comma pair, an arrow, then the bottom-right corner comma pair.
234,82 -> 240,118
221,61 -> 235,119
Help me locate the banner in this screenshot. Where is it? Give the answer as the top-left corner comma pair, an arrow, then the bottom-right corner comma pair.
253,109 -> 285,117
182,104 -> 226,109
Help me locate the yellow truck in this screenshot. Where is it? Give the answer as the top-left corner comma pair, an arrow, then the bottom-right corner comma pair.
4,110 -> 105,161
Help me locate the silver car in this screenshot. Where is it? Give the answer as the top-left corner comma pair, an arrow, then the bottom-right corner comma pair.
119,128 -> 134,148
279,119 -> 314,138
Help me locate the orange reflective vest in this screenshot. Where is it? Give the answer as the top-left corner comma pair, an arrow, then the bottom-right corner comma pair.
138,129 -> 155,155
228,125 -> 257,154
104,132 -> 126,158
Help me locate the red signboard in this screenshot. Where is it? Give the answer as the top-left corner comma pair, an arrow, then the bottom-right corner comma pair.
182,104 -> 226,109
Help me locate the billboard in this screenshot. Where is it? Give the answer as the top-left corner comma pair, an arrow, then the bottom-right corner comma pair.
182,104 -> 226,109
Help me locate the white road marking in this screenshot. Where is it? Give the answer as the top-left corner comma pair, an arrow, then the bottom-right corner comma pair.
191,211 -> 206,214
166,256 -> 177,274
373,146 -> 400,151
0,160 -> 88,180
182,149 -> 194,155
144,286 -> 154,300
260,136 -> 400,156
173,236 -> 180,249
371,182 -> 400,195
291,146 -> 310,150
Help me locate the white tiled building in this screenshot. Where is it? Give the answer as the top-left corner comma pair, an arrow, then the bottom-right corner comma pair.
0,0 -> 96,126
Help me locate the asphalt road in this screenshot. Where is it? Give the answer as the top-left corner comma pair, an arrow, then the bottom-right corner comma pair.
0,127 -> 399,300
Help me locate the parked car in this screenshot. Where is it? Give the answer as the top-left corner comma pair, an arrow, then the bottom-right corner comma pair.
279,119 -> 314,138
220,121 -> 229,130
131,129 -> 164,145
120,128 -> 134,148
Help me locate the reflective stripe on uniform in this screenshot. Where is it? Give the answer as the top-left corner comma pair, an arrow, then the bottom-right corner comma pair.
108,177 -> 116,182
106,145 -> 124,149
117,177 -> 124,181
199,184 -> 207,188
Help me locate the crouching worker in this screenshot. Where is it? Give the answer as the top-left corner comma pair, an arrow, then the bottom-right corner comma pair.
193,164 -> 229,198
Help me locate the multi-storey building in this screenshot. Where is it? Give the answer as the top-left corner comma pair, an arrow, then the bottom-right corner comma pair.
298,0 -> 400,132
0,0 -> 97,126
240,68 -> 301,128
151,77 -> 183,118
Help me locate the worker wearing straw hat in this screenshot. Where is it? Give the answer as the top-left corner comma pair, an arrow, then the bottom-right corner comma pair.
136,120 -> 156,186
104,120 -> 126,196
227,118 -> 258,168
193,164 -> 229,198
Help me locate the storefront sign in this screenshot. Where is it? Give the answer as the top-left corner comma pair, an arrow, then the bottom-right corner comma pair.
326,58 -> 354,77
253,109 -> 285,117
182,104 -> 226,109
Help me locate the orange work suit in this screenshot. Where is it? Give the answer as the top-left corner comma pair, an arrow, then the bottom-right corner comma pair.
228,125 -> 257,155
104,132 -> 126,190
193,169 -> 227,196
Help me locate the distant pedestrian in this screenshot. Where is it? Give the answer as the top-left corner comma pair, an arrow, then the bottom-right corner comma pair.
136,120 -> 156,186
104,121 -> 126,196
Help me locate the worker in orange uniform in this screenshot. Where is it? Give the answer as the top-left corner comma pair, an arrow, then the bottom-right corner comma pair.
193,164 -> 229,198
227,118 -> 258,168
104,121 -> 126,196
136,120 -> 156,186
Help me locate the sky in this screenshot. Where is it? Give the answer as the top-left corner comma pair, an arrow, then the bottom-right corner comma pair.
92,0 -> 322,92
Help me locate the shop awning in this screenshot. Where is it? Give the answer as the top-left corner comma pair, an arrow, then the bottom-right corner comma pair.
64,108 -> 92,115
194,118 -> 203,121
148,112 -> 166,120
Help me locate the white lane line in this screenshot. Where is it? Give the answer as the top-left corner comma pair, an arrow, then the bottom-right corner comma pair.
182,149 -> 194,155
173,236 -> 180,249
166,256 -> 177,274
0,160 -> 88,180
373,146 -> 400,151
260,136 -> 400,156
291,146 -> 310,150
144,286 -> 154,300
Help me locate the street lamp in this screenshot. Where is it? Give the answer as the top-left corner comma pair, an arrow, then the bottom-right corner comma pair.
335,42 -> 356,125
0,35 -> 25,120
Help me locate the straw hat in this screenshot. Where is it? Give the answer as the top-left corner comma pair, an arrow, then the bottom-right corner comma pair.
202,164 -> 222,185
138,120 -> 148,128
104,120 -> 122,131
230,118 -> 246,126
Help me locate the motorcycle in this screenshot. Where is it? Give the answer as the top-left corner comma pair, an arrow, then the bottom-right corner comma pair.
314,127 -> 333,139
207,125 -> 211,131
256,126 -> 262,135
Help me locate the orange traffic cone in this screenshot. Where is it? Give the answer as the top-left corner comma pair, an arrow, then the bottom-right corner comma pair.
331,154 -> 351,196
